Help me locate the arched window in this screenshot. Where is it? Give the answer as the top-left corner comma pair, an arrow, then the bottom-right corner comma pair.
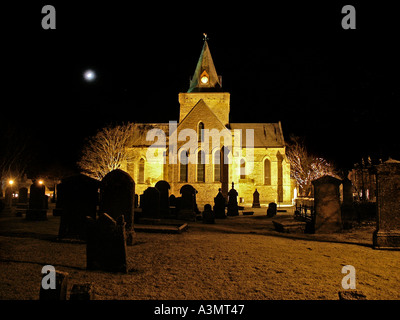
264,158 -> 271,185
139,158 -> 145,184
179,150 -> 188,182
214,150 -> 221,182
198,122 -> 205,142
240,158 -> 246,179
197,150 -> 205,182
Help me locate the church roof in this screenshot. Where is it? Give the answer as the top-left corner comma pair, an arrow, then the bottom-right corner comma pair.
229,122 -> 285,148
188,40 -> 222,93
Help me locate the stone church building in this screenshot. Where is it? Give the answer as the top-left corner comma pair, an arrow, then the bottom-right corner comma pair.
125,39 -> 294,206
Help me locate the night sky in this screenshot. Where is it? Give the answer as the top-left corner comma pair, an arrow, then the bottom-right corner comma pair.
4,2 -> 400,177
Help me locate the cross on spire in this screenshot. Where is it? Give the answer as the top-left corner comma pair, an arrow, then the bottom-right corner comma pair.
203,33 -> 208,41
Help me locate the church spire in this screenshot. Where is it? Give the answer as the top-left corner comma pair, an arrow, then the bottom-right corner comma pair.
188,36 -> 222,93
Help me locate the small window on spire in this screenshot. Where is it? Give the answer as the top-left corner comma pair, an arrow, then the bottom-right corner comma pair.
200,70 -> 209,84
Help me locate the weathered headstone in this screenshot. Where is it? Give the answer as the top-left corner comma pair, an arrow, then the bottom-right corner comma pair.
141,187 -> 160,219
373,159 -> 400,249
252,189 -> 261,208
178,184 -> 197,221
155,180 -> 171,217
99,169 -> 136,245
267,202 -> 277,217
312,175 -> 343,233
70,283 -> 95,300
227,182 -> 239,216
86,213 -> 127,273
18,187 -> 28,204
39,270 -> 68,300
202,204 -> 215,224
213,188 -> 226,219
58,174 -> 99,241
26,181 -> 47,221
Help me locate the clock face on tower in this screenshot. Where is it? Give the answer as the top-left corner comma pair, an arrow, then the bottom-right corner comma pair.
200,70 -> 209,85
201,75 -> 209,84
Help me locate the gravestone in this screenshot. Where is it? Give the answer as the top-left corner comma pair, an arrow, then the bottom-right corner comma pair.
155,180 -> 171,217
26,181 -> 47,221
18,187 -> 28,204
202,204 -> 215,224
99,169 -> 136,246
52,183 -> 65,217
58,174 -> 99,241
227,182 -> 239,216
267,202 -> 277,217
4,186 -> 13,208
39,270 -> 68,300
169,194 -> 177,217
312,175 -> 343,233
70,283 -> 95,300
373,159 -> 400,249
252,189 -> 261,208
213,188 -> 226,219
141,187 -> 160,219
178,184 -> 197,221
86,213 -> 127,273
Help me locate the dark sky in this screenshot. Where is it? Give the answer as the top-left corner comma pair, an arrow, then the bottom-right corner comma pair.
4,2 -> 400,175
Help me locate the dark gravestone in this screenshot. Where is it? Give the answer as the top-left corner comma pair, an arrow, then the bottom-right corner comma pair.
52,183 -> 65,217
252,189 -> 261,208
70,283 -> 95,300
18,187 -> 28,204
227,182 -> 239,216
4,186 -> 13,208
86,213 -> 127,273
373,159 -> 400,249
178,184 -> 197,221
312,175 -> 343,233
141,187 -> 160,219
99,169 -> 136,246
39,270 -> 68,300
58,174 -> 99,241
213,188 -> 226,219
169,194 -> 177,217
155,180 -> 171,217
26,181 -> 47,221
267,202 -> 277,217
202,204 -> 215,224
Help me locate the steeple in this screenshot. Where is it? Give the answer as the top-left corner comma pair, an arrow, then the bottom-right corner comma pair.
188,37 -> 222,93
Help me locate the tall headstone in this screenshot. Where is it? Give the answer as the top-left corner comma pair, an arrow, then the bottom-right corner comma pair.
267,202 -> 277,217
213,188 -> 226,219
373,159 -> 400,249
58,174 -> 99,241
86,213 -> 127,273
227,182 -> 239,216
99,169 -> 136,245
39,270 -> 68,300
252,189 -> 261,208
18,187 -> 28,204
312,175 -> 342,233
155,180 -> 171,217
26,181 -> 47,221
178,184 -> 197,221
52,183 -> 65,216
141,187 -> 160,219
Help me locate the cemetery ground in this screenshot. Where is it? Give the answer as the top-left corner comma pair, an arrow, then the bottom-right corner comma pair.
0,205 -> 399,300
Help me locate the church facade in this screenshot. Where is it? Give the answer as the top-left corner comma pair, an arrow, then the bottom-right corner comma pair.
125,40 -> 294,206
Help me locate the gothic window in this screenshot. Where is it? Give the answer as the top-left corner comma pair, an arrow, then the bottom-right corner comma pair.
139,158 -> 145,184
240,158 -> 246,179
264,158 -> 271,185
214,150 -> 221,182
180,150 -> 188,182
197,150 -> 205,182
198,122 -> 205,142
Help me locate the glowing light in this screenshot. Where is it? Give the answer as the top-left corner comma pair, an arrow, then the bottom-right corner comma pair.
201,76 -> 209,84
8,180 -> 14,185
38,180 -> 44,185
83,69 -> 96,82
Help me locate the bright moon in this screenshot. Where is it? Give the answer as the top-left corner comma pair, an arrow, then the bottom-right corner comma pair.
83,69 -> 96,82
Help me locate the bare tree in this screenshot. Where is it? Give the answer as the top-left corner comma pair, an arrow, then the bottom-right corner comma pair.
286,136 -> 339,196
77,123 -> 136,180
